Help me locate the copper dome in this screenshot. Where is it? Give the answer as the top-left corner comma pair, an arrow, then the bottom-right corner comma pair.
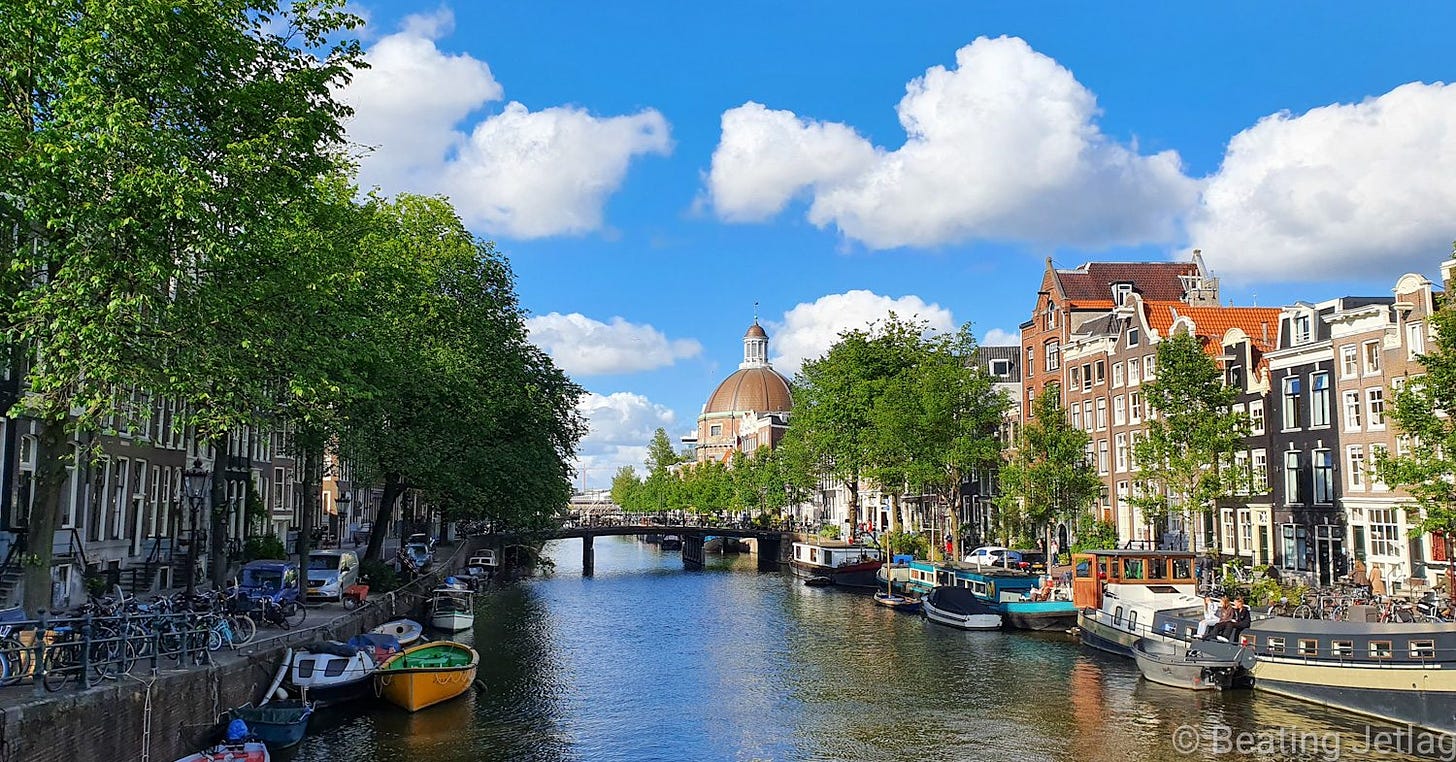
703,367 -> 792,414
744,323 -> 768,339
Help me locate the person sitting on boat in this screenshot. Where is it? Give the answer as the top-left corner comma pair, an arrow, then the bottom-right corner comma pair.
1211,597 -> 1251,642
1196,595 -> 1226,640
1030,576 -> 1055,602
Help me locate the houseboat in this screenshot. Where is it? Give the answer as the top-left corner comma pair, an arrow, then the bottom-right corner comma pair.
788,542 -> 883,588
903,559 -> 1077,630
922,586 -> 1002,630
1071,549 -> 1202,657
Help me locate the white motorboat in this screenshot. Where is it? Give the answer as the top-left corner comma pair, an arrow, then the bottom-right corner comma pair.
922,585 -> 1002,630
287,640 -> 382,706
429,587 -> 474,631
370,618 -> 425,646
465,549 -> 499,577
1071,549 -> 1202,657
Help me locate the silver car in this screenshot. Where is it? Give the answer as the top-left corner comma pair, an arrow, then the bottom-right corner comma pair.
307,550 -> 360,601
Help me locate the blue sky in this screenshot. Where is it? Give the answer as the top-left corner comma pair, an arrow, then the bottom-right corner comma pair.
337,2 -> 1456,484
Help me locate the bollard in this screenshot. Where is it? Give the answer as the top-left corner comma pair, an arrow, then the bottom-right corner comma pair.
32,611 -> 48,696
80,614 -> 92,690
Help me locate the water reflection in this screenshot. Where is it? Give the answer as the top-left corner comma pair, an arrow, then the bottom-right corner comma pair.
292,538 -> 1438,762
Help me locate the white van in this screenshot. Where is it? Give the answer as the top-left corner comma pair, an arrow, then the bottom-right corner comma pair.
307,550 -> 360,601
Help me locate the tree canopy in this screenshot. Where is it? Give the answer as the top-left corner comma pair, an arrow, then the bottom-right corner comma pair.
997,384 -> 1102,551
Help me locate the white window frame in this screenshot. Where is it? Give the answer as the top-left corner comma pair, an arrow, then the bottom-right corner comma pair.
1250,401 -> 1265,435
1310,372 -> 1330,428
1095,398 -> 1107,431
1112,363 -> 1124,387
1113,396 -> 1126,426
1363,340 -> 1382,376
1343,390 -> 1362,432
1347,445 -> 1366,491
1115,433 -> 1128,473
1408,321 -> 1426,359
1252,449 -> 1268,492
1340,345 -> 1359,378
1367,388 -> 1385,430
1128,359 -> 1141,386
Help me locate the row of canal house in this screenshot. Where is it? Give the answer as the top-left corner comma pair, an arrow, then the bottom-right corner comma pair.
1020,251 -> 1453,591
0,375 -> 422,606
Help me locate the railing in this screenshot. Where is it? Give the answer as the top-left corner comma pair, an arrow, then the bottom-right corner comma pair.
560,512 -> 808,533
0,608 -> 213,694
63,527 -> 89,569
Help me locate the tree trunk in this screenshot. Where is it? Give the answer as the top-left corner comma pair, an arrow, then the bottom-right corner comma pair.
208,434 -> 230,587
22,419 -> 69,615
845,478 -> 859,543
363,471 -> 403,563
296,447 -> 321,603
890,492 -> 902,534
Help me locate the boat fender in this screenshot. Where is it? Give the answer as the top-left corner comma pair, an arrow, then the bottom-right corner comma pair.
273,686 -> 290,702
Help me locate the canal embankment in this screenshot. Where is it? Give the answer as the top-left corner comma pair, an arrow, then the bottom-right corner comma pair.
0,538 -> 482,762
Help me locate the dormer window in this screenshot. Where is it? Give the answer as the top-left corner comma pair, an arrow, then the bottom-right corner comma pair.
990,359 -> 1011,378
1127,327 -> 1140,347
1112,282 -> 1133,306
1293,314 -> 1312,345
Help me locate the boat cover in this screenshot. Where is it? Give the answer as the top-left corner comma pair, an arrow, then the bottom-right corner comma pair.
299,640 -> 357,658
348,633 -> 400,652
927,586 -> 997,616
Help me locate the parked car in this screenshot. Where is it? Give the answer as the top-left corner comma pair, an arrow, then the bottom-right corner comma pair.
963,546 -> 1024,567
402,542 -> 434,572
239,560 -> 301,604
406,532 -> 437,551
350,521 -> 373,546
306,550 -> 361,601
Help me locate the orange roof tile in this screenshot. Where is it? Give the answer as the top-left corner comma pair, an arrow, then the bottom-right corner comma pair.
1143,302 -> 1283,364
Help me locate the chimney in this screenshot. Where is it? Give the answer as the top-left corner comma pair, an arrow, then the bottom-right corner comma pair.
1261,322 -> 1269,345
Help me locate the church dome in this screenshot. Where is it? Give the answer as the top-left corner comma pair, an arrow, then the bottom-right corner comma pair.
745,323 -> 767,339
704,367 -> 792,414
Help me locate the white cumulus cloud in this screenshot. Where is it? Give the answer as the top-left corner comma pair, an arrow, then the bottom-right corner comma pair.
767,291 -> 956,376
573,392 -> 678,480
981,328 -> 1020,346
706,36 -> 1198,250
527,313 -> 702,376
1189,81 -> 1456,283
337,9 -> 671,239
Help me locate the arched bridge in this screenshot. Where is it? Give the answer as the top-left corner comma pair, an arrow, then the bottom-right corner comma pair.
482,523 -> 804,575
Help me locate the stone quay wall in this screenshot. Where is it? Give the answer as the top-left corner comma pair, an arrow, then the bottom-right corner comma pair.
0,538 -> 481,762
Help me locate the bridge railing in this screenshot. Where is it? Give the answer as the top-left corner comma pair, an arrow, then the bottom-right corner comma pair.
562,512 -> 813,534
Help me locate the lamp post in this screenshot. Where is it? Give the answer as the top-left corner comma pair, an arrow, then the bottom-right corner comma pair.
182,458 -> 211,597
336,491 -> 352,548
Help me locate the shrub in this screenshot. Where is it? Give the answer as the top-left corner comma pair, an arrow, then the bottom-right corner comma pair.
243,534 -> 286,562
817,524 -> 842,540
883,530 -> 930,559
358,559 -> 399,592
1071,516 -> 1119,553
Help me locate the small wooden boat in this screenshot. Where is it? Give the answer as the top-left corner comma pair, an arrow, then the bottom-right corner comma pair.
174,742 -> 269,762
429,587 -> 474,631
375,641 -> 480,712
228,701 -> 313,749
804,576 -> 833,587
1131,637 -> 1254,691
873,591 -> 922,612
922,585 -> 1002,630
371,619 -> 425,646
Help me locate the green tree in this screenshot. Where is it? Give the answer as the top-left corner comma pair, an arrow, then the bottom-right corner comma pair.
997,385 -> 1103,557
1375,272 -> 1456,594
1129,331 -> 1250,551
610,466 -> 643,512
1,1 -> 362,610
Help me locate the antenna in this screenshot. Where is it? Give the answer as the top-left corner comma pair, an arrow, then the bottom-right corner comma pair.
753,301 -> 759,323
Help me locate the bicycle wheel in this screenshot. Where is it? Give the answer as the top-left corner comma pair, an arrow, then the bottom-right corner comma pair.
284,601 -> 306,628
229,614 -> 256,645
1292,604 -> 1314,619
42,643 -> 76,692
1329,605 -> 1347,622
207,627 -> 224,652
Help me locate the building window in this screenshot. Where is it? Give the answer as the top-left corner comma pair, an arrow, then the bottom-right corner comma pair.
1128,431 -> 1140,471
1045,302 -> 1058,329
1098,440 -> 1109,475
1408,321 -> 1426,358
1370,443 -> 1389,491
1252,449 -> 1267,492
709,424 -> 722,437
1282,376 -> 1302,429
1367,388 -> 1385,429
1026,346 -> 1034,376
1127,358 -> 1141,386
1095,360 -> 1105,385
1347,445 -> 1365,491
1115,433 -> 1128,472
1113,396 -> 1126,426
1284,451 -> 1302,505
1046,341 -> 1060,371
990,358 -> 1011,378
1082,363 -> 1093,392
1363,340 -> 1381,375
1250,401 -> 1265,435
1129,392 -> 1143,423
1367,507 -> 1399,557
1071,403 -> 1082,430
1095,398 -> 1107,430
1113,363 -> 1124,387
1239,508 -> 1253,549
1282,524 -> 1308,570
1343,390 -> 1362,431
1082,400 -> 1093,431
1341,345 -> 1359,378
1113,282 -> 1133,305
1144,356 -> 1156,379
1293,314 -> 1312,344
1070,366 -> 1081,389
1313,449 -> 1334,503
1127,327 -> 1140,347
1310,372 -> 1330,427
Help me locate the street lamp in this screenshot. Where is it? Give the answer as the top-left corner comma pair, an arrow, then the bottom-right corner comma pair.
336,491 -> 352,548
182,458 -> 211,597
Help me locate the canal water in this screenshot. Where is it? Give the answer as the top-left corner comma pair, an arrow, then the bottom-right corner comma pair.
290,537 -> 1442,762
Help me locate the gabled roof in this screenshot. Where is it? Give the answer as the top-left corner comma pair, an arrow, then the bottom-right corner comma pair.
1143,303 -> 1283,371
1054,261 -> 1199,303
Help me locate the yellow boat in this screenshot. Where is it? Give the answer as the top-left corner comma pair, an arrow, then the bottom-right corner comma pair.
374,641 -> 479,712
